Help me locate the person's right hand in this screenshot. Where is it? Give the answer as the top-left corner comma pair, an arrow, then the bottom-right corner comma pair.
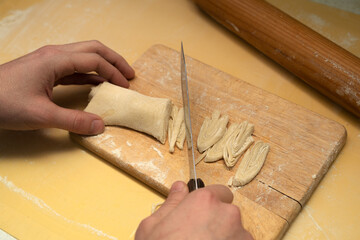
135,181 -> 253,240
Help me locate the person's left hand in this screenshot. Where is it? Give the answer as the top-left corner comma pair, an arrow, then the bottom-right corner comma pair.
0,40 -> 135,134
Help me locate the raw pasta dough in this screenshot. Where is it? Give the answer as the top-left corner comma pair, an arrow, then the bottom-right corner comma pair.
198,110 -> 269,186
197,111 -> 228,153
205,124 -> 239,163
232,141 -> 270,186
223,121 -> 254,168
205,122 -> 253,165
168,105 -> 185,152
84,82 -> 172,144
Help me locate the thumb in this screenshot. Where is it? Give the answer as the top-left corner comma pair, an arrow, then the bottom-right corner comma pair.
152,181 -> 188,220
46,102 -> 105,135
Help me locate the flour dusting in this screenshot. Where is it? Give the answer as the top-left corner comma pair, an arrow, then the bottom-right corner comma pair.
111,147 -> 122,159
151,146 -> 164,159
340,32 -> 359,48
129,159 -> 167,184
304,206 -> 330,240
306,14 -> 326,28
89,132 -> 117,148
0,175 -> 118,240
0,7 -> 34,39
310,0 -> 360,15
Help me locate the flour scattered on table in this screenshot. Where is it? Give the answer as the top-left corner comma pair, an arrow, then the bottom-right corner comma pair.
126,141 -> 132,147
0,7 -> 34,39
304,206 -> 330,239
0,175 -> 118,240
340,32 -> 359,48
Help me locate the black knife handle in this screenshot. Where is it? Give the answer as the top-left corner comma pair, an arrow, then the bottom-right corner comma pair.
187,178 -> 205,192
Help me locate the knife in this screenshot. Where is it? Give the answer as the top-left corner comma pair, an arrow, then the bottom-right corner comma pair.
180,42 -> 205,192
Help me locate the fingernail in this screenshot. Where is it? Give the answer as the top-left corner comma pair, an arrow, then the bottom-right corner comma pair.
90,120 -> 104,134
170,181 -> 185,193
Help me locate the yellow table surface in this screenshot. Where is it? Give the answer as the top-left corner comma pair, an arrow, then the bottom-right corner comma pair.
0,0 -> 359,239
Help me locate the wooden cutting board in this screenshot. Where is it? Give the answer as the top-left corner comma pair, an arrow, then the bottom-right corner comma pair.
71,44 -> 346,240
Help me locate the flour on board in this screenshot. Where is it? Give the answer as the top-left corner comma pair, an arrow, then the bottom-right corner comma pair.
128,159 -> 167,184
88,132 -> 117,149
111,147 -> 122,159
151,146 -> 164,159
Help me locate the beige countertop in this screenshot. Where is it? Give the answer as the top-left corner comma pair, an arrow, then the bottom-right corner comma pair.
0,0 -> 359,239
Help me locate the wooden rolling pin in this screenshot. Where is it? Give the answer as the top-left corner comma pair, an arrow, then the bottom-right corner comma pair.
193,0 -> 360,117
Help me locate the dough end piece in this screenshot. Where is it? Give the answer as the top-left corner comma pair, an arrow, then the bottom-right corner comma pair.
84,82 -> 172,144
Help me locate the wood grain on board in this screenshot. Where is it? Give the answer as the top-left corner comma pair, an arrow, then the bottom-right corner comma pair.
71,44 -> 346,240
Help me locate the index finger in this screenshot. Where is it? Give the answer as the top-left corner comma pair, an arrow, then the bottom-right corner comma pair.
56,40 -> 135,80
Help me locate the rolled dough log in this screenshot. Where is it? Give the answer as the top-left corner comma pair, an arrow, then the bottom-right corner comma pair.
84,82 -> 172,144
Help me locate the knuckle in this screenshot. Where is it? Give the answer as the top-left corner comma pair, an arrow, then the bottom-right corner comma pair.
137,217 -> 155,233
194,189 -> 217,204
226,205 -> 242,222
71,111 -> 85,131
89,39 -> 104,49
88,53 -> 103,65
36,45 -> 60,57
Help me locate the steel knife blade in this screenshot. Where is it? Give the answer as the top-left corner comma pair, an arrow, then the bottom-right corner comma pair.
180,42 -> 205,192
